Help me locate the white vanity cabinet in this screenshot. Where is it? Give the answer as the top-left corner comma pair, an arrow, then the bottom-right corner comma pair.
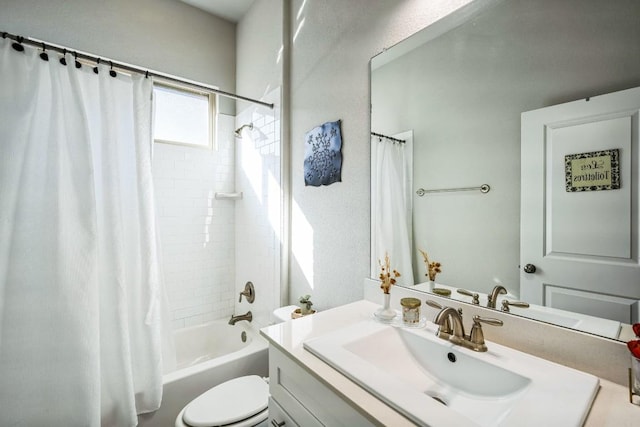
268,397 -> 299,427
268,345 -> 376,427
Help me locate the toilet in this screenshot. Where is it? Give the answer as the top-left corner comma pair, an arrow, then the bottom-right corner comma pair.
175,306 -> 299,427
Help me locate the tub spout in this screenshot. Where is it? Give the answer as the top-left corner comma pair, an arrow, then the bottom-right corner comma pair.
228,311 -> 252,325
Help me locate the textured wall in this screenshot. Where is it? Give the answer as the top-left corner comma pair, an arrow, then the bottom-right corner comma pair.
287,0 -> 473,309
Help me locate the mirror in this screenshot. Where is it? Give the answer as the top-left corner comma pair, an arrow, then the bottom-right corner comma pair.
370,0 -> 640,341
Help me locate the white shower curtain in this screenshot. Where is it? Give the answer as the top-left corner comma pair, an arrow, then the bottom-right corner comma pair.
372,134 -> 415,286
0,38 -> 165,426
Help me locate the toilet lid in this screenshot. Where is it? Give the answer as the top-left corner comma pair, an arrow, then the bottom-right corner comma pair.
183,375 -> 268,427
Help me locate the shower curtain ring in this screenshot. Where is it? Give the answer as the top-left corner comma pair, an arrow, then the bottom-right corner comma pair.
74,52 -> 82,69
12,35 -> 25,52
60,49 -> 67,66
93,58 -> 100,74
39,42 -> 49,61
109,61 -> 117,78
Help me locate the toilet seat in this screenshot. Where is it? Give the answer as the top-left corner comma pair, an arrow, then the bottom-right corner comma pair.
178,375 -> 269,427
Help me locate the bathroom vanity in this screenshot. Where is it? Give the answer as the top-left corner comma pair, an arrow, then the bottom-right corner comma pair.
260,296 -> 639,426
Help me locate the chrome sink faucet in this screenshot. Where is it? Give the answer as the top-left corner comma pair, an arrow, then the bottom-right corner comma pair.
432,305 -> 503,352
228,310 -> 252,325
487,285 -> 507,308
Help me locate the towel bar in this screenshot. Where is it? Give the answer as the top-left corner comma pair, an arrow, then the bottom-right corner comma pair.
416,184 -> 490,196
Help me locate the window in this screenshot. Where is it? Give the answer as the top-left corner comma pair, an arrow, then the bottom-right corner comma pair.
153,82 -> 215,149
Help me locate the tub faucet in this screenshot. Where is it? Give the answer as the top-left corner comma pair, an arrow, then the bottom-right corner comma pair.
487,285 -> 507,309
228,311 -> 252,325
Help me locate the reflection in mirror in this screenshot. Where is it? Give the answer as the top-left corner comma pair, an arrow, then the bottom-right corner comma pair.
370,0 -> 640,341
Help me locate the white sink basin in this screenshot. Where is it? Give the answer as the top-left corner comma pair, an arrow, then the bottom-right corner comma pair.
304,320 -> 599,427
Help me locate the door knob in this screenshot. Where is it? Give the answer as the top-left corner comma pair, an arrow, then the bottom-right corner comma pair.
523,264 -> 537,274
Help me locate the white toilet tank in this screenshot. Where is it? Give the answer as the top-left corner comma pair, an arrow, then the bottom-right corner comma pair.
271,305 -> 299,323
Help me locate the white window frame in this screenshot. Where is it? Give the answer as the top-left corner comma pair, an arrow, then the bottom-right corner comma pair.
153,81 -> 216,150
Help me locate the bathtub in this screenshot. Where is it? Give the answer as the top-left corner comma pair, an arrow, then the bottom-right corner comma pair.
137,319 -> 269,427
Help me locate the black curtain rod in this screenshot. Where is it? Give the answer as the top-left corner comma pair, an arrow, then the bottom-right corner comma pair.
1,31 -> 274,110
371,131 -> 405,144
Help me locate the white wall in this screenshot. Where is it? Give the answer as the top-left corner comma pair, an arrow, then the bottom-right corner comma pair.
287,0 -> 474,309
0,0 -> 237,114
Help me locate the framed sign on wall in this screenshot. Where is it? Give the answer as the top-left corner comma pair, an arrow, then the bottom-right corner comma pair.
565,148 -> 620,192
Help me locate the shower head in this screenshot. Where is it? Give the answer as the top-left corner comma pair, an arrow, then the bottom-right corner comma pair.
234,123 -> 254,137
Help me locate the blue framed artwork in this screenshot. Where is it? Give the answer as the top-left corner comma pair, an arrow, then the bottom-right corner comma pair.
304,120 -> 343,186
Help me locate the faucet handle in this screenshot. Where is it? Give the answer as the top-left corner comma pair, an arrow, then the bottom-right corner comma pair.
456,288 -> 479,305
426,299 -> 462,315
425,299 -> 443,310
501,300 -> 529,312
238,281 -> 255,303
469,315 -> 503,352
474,316 -> 503,327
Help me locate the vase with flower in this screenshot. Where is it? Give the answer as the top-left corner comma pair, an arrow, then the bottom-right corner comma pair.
419,249 -> 442,289
374,252 -> 401,322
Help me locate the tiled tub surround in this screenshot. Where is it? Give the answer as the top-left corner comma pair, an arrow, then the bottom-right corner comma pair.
153,114 -> 237,329
234,88 -> 282,327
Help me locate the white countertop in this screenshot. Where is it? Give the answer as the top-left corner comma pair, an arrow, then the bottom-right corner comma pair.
260,300 -> 640,426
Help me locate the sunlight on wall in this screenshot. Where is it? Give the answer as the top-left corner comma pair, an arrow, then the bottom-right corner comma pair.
293,17 -> 306,44
276,45 -> 284,65
239,129 -> 264,203
291,200 -> 314,289
268,172 -> 281,237
297,0 -> 308,20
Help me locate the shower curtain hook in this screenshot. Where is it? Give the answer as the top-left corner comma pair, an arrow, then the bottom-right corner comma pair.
74,51 -> 81,69
109,61 -> 116,78
60,48 -> 67,66
12,36 -> 24,52
39,42 -> 49,61
93,57 -> 100,74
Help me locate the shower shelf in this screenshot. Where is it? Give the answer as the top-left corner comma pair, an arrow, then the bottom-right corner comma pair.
214,192 -> 243,200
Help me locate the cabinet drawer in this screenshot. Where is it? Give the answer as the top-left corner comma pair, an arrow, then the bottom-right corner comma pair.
269,346 -> 375,427
268,397 -> 298,427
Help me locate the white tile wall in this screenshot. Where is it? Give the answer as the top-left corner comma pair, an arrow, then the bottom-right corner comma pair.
153,114 -> 237,329
235,88 -> 282,327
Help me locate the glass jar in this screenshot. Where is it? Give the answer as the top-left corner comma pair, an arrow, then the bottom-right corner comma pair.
400,297 -> 421,325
